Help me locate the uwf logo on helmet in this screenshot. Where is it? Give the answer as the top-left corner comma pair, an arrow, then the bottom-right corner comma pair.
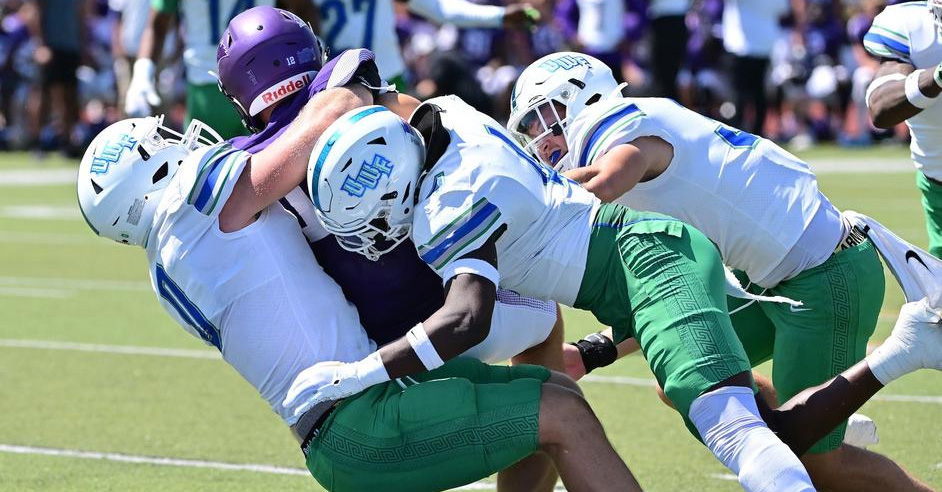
539,54 -> 590,73
91,134 -> 137,174
341,153 -> 394,197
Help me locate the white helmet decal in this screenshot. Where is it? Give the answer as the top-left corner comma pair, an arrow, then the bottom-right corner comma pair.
308,106 -> 426,261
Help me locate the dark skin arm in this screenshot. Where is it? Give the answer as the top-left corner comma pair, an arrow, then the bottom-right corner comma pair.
868,59 -> 942,129
563,136 -> 673,203
377,233 -> 500,378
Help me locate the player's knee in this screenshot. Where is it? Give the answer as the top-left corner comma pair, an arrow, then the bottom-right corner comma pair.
537,383 -> 597,447
689,386 -> 815,492
545,370 -> 584,397
654,381 -> 676,409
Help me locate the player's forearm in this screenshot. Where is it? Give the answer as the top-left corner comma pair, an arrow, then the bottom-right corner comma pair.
407,0 -> 505,28
220,85 -> 372,231
378,274 -> 496,378
379,92 -> 421,121
137,8 -> 173,62
868,63 -> 942,128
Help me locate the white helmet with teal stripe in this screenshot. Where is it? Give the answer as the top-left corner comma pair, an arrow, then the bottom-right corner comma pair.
508,52 -> 620,171
307,105 -> 426,261
77,116 -> 221,246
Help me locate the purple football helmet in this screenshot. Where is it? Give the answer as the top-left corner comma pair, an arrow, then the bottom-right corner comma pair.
216,6 -> 327,132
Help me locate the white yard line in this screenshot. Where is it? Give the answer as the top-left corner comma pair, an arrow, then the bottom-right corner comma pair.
0,443 -> 500,491
0,168 -> 76,186
0,276 -> 150,292
0,205 -> 79,219
1,338 -> 939,404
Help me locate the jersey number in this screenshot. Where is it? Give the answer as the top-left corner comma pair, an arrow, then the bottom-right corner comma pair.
209,0 -> 257,45
154,264 -> 222,351
320,0 -> 378,51
715,124 -> 760,149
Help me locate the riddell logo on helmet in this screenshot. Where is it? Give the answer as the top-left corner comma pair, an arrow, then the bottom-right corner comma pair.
249,70 -> 318,115
261,74 -> 311,104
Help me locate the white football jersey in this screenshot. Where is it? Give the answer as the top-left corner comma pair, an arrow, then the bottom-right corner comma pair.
313,0 -> 404,78
412,96 -> 599,305
567,97 -> 843,288
174,0 -> 276,85
865,1 -> 942,180
146,142 -> 371,424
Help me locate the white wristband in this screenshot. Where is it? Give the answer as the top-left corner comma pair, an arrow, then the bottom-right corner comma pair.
355,351 -> 391,387
406,322 -> 445,370
442,258 -> 500,287
905,69 -> 938,109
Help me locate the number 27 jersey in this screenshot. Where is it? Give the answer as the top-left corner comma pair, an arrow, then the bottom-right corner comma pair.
411,96 -> 599,305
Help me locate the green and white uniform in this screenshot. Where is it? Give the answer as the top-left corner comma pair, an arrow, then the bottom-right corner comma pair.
149,141 -> 551,492
151,0 -> 272,137
567,96 -> 885,453
864,1 -> 942,258
411,95 -> 752,428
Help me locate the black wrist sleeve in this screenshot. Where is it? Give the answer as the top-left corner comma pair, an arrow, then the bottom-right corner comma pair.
569,332 -> 617,374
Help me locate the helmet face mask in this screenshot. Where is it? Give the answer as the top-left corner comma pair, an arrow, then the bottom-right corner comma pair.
308,106 -> 426,261
511,99 -> 570,169
77,116 -> 216,246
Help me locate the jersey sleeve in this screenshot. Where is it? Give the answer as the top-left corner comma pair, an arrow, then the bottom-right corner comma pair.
150,0 -> 177,14
863,7 -> 912,63
184,143 -> 250,217
310,49 -> 383,95
413,187 -> 507,275
570,101 -> 648,168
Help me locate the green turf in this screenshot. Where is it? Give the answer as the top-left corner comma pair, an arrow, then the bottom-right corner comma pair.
1,153 -> 940,491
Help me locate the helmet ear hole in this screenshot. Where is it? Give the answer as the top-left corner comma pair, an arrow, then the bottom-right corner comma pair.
152,162 -> 170,184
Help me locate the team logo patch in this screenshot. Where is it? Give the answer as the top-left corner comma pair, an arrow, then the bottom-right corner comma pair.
539,54 -> 590,73
91,134 -> 137,174
341,154 -> 394,197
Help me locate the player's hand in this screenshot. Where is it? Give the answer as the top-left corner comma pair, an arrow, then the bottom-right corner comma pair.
284,361 -> 369,417
502,3 -> 540,29
125,58 -> 161,117
562,342 -> 588,381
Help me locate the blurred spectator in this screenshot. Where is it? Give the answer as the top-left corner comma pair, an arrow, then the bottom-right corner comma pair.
33,0 -> 92,155
313,0 -> 538,91
553,0 -> 626,82
0,0 -> 32,148
648,0 -> 690,100
722,0 -> 789,136
109,0 -> 151,119
842,0 -> 886,146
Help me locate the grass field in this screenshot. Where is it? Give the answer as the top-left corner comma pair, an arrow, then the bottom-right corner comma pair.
1,149 -> 940,491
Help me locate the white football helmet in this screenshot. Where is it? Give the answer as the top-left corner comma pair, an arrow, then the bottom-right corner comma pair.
508,52 -> 620,171
931,0 -> 942,33
308,105 -> 426,261
77,116 -> 222,246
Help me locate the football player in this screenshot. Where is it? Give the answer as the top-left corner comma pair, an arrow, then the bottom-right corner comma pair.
123,0 -> 319,138
76,94 -> 637,492
302,96 -> 942,492
215,7 -> 566,490
865,1 -> 942,259
507,51 -> 939,491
